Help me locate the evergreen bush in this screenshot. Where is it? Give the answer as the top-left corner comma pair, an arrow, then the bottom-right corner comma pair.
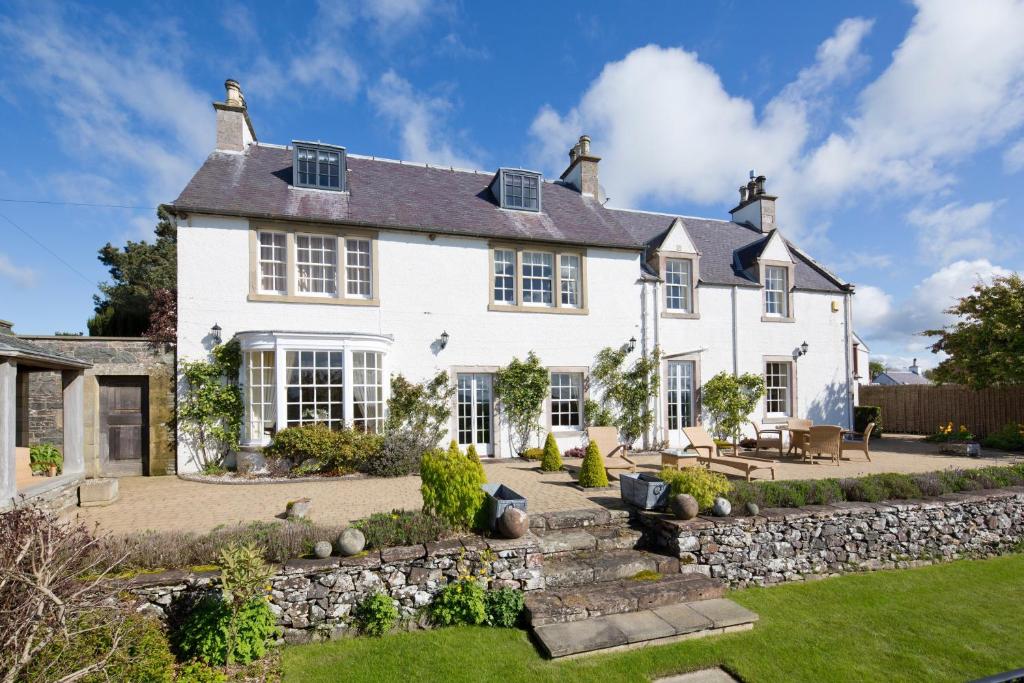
466,443 -> 487,483
430,578 -> 487,626
420,447 -> 486,530
659,466 -> 730,510
540,433 -> 563,472
577,440 -> 608,487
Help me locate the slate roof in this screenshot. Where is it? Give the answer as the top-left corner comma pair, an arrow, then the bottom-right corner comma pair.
876,371 -> 932,386
0,325 -> 91,369
170,143 -> 847,293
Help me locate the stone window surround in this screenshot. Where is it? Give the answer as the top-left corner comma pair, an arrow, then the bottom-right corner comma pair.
236,331 -> 393,446
448,366 -> 501,458
660,351 -> 702,441
762,355 -> 797,424
759,259 -> 795,323
487,242 -> 588,315
545,366 -> 590,437
247,221 -> 380,307
658,250 -> 700,320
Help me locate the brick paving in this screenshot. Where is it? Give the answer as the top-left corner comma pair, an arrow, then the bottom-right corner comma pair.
72,436 -> 1022,535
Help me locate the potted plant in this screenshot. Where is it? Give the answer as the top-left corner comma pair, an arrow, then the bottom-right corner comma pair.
925,422 -> 981,457
29,444 -> 63,477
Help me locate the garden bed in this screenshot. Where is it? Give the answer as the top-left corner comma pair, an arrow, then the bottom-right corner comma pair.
180,471 -> 374,485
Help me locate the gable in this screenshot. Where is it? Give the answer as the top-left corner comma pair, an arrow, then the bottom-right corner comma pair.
658,217 -> 698,255
759,230 -> 793,264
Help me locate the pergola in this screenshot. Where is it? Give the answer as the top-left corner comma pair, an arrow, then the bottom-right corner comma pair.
0,321 -> 91,508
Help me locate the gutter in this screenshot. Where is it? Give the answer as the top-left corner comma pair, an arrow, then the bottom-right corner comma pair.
843,293 -> 855,429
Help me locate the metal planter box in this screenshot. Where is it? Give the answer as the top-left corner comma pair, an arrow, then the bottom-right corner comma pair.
481,483 -> 528,531
620,473 -> 669,510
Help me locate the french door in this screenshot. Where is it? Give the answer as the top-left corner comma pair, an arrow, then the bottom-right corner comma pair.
456,373 -> 494,456
666,360 -> 696,448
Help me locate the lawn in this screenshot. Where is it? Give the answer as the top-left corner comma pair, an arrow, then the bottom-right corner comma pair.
282,554 -> 1024,683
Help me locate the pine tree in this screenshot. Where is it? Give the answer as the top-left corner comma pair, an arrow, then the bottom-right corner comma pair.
540,433 -> 562,472
578,440 -> 609,488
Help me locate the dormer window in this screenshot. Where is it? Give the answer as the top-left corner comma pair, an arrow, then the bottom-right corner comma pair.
293,141 -> 346,191
492,169 -> 541,211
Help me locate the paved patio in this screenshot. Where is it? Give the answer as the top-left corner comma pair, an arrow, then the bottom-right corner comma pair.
71,435 -> 1023,535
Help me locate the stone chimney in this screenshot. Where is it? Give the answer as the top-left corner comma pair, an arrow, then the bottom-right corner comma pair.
213,79 -> 256,153
560,135 -> 602,200
910,358 -> 920,375
0,319 -> 12,334
729,172 -> 777,232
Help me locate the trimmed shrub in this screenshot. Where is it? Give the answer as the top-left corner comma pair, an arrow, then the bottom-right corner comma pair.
577,440 -> 608,488
522,448 -> 544,460
264,424 -> 382,474
484,588 -> 524,628
430,578 -> 487,626
354,592 -> 398,637
174,597 -> 276,666
352,509 -> 450,549
420,447 -> 486,530
660,466 -> 730,511
363,427 -> 432,477
29,443 -> 63,474
466,443 -> 487,483
853,405 -> 883,438
540,433 -> 562,472
983,422 -> 1024,451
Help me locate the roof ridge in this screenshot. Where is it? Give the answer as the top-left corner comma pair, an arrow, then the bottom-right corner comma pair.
606,206 -> 734,223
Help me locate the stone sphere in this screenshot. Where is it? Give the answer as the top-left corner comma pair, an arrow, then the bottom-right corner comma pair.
745,502 -> 760,517
337,527 -> 366,556
671,494 -> 699,520
313,541 -> 333,559
712,497 -> 732,517
497,506 -> 529,539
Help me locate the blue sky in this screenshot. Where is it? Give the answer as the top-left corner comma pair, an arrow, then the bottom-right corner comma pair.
1,0 -> 1023,369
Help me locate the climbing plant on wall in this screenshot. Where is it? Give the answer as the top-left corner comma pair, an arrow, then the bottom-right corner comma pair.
178,338 -> 243,470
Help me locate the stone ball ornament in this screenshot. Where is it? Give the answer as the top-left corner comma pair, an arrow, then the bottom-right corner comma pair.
671,494 -> 700,520
313,541 -> 333,559
337,527 -> 366,556
712,497 -> 732,517
498,507 -> 529,539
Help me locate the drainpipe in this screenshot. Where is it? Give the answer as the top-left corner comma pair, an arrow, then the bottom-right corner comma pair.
731,286 -> 739,375
652,280 -> 662,446
843,291 -> 855,429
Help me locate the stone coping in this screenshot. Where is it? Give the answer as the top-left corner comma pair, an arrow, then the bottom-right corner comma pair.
641,486 -> 1024,532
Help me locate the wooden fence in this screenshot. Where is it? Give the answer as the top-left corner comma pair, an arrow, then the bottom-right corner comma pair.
858,385 -> 1024,437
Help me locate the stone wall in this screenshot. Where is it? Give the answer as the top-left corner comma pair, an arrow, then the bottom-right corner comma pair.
640,488 -> 1024,587
21,338 -> 175,476
126,534 -> 542,643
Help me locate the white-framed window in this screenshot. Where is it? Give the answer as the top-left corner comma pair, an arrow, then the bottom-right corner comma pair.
765,361 -> 792,417
257,231 -> 287,294
296,234 -> 338,296
522,251 -> 554,306
550,372 -> 583,430
666,360 -> 695,430
493,249 -> 516,304
560,254 -> 581,308
665,258 -> 692,312
765,265 -> 788,317
457,373 -> 493,455
285,351 -> 344,429
245,351 -> 275,441
352,351 -> 384,433
345,238 -> 372,298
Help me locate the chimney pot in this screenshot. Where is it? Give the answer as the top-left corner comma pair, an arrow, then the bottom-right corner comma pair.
739,185 -> 748,203
224,79 -> 245,108
578,134 -> 591,157
214,78 -> 255,152
560,134 -> 601,198
755,175 -> 766,195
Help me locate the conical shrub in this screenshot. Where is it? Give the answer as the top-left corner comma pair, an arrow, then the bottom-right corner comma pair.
540,433 -> 562,472
466,443 -> 486,483
578,440 -> 608,488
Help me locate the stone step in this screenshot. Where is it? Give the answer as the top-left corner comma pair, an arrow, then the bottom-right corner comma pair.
543,548 -> 677,589
535,526 -> 643,557
530,507 -> 631,534
532,598 -> 758,659
526,571 -> 725,626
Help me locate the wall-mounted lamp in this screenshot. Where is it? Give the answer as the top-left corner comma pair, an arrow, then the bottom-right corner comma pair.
627,336 -> 637,353
210,323 -> 222,345
796,340 -> 809,357
439,330 -> 450,350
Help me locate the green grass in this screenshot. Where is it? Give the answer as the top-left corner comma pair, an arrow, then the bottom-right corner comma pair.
282,554 -> 1024,683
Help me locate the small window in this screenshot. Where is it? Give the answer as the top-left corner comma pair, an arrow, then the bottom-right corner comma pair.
493,249 -> 516,304
345,238 -> 372,298
496,169 -> 541,211
765,265 -> 788,317
522,251 -> 553,306
765,361 -> 792,417
550,372 -> 583,430
257,231 -> 287,294
296,234 -> 338,296
560,254 -> 581,308
293,142 -> 345,191
665,258 -> 692,312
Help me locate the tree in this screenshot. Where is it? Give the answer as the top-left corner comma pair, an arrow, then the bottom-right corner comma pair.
925,273 -> 1024,388
88,207 -> 177,337
869,360 -> 885,381
385,371 -> 454,446
494,352 -> 549,456
144,287 -> 177,345
589,346 -> 662,448
701,372 -> 766,450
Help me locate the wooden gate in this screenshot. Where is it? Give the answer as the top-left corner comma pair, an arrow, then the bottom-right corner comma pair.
100,376 -> 148,476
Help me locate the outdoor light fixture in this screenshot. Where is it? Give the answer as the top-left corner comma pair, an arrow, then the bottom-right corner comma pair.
210,323 -> 222,345
797,340 -> 809,357
439,330 -> 450,350
627,336 -> 637,353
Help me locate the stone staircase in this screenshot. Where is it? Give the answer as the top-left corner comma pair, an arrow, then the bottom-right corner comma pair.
525,509 -> 758,659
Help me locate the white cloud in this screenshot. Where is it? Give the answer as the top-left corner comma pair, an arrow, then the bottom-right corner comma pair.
0,253 -> 38,288
1005,138 -> 1024,172
852,284 -> 893,335
360,0 -> 434,35
368,70 -> 481,169
220,2 -> 258,42
906,200 -> 1000,264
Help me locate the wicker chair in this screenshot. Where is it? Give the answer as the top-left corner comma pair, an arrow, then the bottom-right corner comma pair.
805,425 -> 843,465
786,417 -> 812,457
749,421 -> 784,459
841,422 -> 875,462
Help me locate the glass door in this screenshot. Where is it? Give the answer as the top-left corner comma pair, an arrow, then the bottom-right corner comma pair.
666,360 -> 696,448
457,373 -> 493,456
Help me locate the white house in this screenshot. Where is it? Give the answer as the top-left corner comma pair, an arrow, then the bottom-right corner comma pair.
169,80 -> 856,472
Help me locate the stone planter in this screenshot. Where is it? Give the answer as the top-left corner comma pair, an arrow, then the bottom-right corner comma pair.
481,484 -> 527,531
619,472 -> 669,510
939,441 -> 981,457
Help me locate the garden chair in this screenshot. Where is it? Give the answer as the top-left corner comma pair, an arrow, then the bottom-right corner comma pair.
841,422 -> 875,462
805,425 -> 843,465
786,417 -> 812,457
586,426 -> 636,477
681,425 -> 775,482
749,421 -> 784,459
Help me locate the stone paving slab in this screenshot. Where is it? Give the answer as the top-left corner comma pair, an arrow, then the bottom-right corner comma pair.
603,610 -> 676,643
654,669 -> 739,683
687,598 -> 760,629
651,603 -> 714,634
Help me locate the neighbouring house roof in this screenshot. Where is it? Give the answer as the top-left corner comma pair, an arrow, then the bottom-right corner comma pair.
875,371 -> 931,386
0,324 -> 91,370
169,143 -> 847,293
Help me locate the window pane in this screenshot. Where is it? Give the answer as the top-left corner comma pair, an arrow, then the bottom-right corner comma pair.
560,254 -> 580,307
345,239 -> 372,298
502,171 -> 539,210
765,362 -> 791,416
493,249 -> 516,304
297,145 -> 343,190
257,232 -> 287,293
296,234 -> 338,295
765,266 -> 788,316
352,351 -> 384,433
550,372 -> 582,430
245,351 -> 275,440
522,251 -> 553,305
286,349 -> 344,429
665,258 -> 692,312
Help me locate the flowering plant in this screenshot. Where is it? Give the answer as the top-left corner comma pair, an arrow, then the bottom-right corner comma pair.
925,422 -> 975,443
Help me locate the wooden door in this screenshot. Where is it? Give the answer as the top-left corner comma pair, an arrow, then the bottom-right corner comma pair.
100,377 -> 147,476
